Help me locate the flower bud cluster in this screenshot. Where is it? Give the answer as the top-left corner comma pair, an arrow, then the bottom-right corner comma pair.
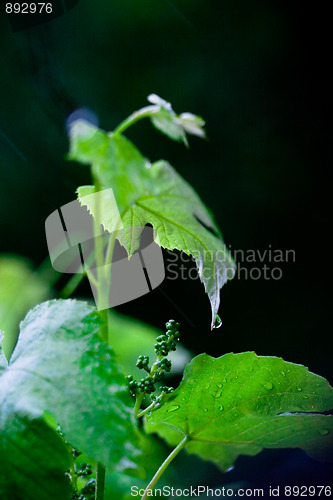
126,319 -> 180,397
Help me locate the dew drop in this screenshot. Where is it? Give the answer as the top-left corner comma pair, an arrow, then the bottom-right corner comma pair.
219,405 -> 224,411
319,429 -> 329,436
226,466 -> 235,472
203,408 -> 208,413
145,161 -> 152,169
223,377 -> 227,384
264,382 -> 273,391
213,389 -> 223,399
212,314 -> 222,329
296,386 -> 302,392
217,383 -> 223,388
281,371 -> 286,377
168,405 -> 180,413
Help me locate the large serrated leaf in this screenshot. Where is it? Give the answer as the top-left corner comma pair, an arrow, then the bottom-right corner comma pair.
0,299 -> 140,484
0,331 -> 71,500
69,123 -> 235,327
145,352 -> 333,471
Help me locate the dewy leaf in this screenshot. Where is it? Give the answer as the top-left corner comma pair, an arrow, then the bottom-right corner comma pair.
0,299 -> 140,478
69,124 -> 235,327
145,352 -> 333,471
0,331 -> 71,500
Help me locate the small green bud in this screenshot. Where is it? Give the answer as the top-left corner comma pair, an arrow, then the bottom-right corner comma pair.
81,479 -> 96,495
160,386 -> 174,394
159,358 -> 172,372
169,340 -> 177,351
156,335 -> 168,342
77,463 -> 92,477
153,371 -> 165,382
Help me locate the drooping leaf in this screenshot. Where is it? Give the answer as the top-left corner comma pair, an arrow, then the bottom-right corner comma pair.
0,255 -> 51,360
0,300 -> 140,480
145,352 -> 333,471
69,124 -> 235,327
108,310 -> 191,378
0,331 -> 71,500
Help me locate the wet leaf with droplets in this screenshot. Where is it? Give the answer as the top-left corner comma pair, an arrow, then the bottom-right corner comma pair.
0,299 -> 140,499
145,352 -> 333,471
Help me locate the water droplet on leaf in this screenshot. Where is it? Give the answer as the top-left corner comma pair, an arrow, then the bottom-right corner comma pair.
264,382 -> 273,391
281,371 -> 286,377
219,405 -> 224,411
203,408 -> 208,413
319,429 -> 329,436
213,389 -> 223,399
296,387 -> 302,392
168,405 -> 180,413
212,314 -> 222,329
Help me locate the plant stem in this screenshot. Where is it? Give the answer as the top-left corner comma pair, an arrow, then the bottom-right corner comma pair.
136,394 -> 164,418
113,106 -> 158,136
95,463 -> 106,500
134,393 -> 144,418
140,435 -> 188,500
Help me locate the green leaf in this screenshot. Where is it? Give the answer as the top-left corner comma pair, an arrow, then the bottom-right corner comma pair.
0,255 -> 50,360
69,125 -> 235,327
0,332 -> 71,500
108,311 -> 191,378
145,352 -> 333,471
0,299 -> 140,475
146,94 -> 206,144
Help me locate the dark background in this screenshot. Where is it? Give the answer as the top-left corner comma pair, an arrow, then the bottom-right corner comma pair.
0,0 -> 332,493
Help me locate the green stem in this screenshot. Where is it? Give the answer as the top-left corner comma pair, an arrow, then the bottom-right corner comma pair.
136,394 -> 164,419
141,436 -> 188,500
95,463 -> 106,500
134,393 -> 144,418
113,106 -> 158,136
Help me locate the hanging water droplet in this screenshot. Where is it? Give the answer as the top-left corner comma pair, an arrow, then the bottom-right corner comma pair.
226,466 -> 235,472
296,386 -> 302,392
213,314 -> 222,329
168,405 -> 180,413
319,429 -> 329,436
264,382 -> 273,391
145,161 -> 152,169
